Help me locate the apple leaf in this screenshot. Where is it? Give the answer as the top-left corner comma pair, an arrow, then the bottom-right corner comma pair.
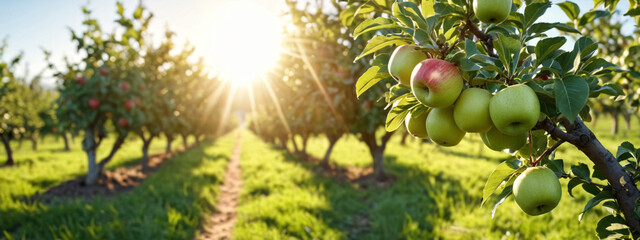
355,66 -> 383,98
385,97 -> 416,132
493,33 -> 521,77
491,186 -> 512,219
578,10 -> 610,27
557,1 -> 580,21
554,75 -> 589,123
579,189 -> 613,222
523,2 -> 551,28
616,141 -> 637,162
596,215 -> 632,239
481,159 -> 521,207
355,35 -> 412,61
534,37 -> 566,67
571,163 -> 592,182
421,0 -> 435,17
353,17 -> 399,39
528,22 -> 580,35
567,177 -> 582,198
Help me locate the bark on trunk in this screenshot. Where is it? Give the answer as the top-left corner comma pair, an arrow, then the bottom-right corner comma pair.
31,136 -> 38,151
300,135 -> 308,160
322,136 -> 340,168
361,131 -> 394,181
1,135 -> 14,166
62,133 -> 70,151
623,113 -> 632,131
291,135 -> 300,153
141,139 -> 153,171
400,131 -> 409,145
182,134 -> 188,149
166,138 -> 172,154
84,130 -> 99,185
539,119 -> 640,237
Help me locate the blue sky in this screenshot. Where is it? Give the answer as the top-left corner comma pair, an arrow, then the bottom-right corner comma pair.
0,0 -> 635,87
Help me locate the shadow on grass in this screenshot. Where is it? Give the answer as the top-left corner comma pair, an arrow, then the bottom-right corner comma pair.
1,142 -> 231,240
255,142 -> 480,239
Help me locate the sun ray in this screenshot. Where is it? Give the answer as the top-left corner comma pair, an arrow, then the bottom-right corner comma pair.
260,76 -> 293,137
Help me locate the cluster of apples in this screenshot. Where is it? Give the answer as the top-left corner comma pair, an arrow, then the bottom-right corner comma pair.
385,0 -> 563,216
74,70 -> 133,128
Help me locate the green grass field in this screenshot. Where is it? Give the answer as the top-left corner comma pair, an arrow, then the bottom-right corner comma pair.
1,133 -> 235,239
234,117 -> 639,239
0,117 -> 637,239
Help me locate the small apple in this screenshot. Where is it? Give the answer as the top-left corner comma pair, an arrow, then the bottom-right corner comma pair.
537,74 -> 549,81
426,106 -> 466,146
99,68 -> 108,76
388,45 -> 427,86
453,88 -> 493,133
411,59 -> 463,108
480,127 -> 526,151
120,82 -> 130,91
489,84 -> 540,136
88,98 -> 100,110
118,117 -> 129,127
51,127 -> 58,133
513,166 -> 562,216
75,76 -> 87,85
123,99 -> 134,111
405,109 -> 430,139
473,0 -> 512,24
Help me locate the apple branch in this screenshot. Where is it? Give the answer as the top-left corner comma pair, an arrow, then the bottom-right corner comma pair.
537,118 -> 640,237
531,139 -> 565,167
466,19 -> 498,58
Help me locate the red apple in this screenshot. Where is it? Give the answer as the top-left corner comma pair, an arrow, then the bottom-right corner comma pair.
99,68 -> 108,76
88,98 -> 100,110
75,76 -> 87,85
118,118 -> 129,127
51,127 -> 58,133
120,82 -> 130,91
411,59 -> 463,108
123,99 -> 134,111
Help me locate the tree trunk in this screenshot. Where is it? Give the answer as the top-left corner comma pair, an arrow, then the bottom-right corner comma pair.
1,135 -> 14,166
370,146 -> 386,181
62,133 -> 70,151
400,131 -> 409,145
96,134 -> 127,170
539,119 -> 640,237
182,134 -> 188,149
290,135 -> 300,153
166,137 -> 173,154
31,136 -> 38,151
300,135 -> 309,160
322,136 -> 339,168
141,138 -> 153,171
623,112 -> 632,131
611,111 -> 619,135
195,135 -> 201,145
84,130 -> 99,185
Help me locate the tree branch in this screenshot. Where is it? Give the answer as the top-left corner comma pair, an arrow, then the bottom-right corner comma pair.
532,139 -> 565,167
466,19 -> 498,58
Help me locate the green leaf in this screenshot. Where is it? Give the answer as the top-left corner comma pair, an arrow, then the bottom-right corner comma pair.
491,186 -> 512,219
554,75 -> 589,123
481,159 -> 521,207
596,215 -> 631,239
528,22 -> 580,35
625,7 -> 640,16
421,0 -> 435,17
590,83 -> 624,97
392,2 -> 413,29
385,97 -> 415,132
567,177 -> 582,198
578,10 -> 610,27
616,141 -> 637,162
557,1 -> 580,21
524,2 -> 551,28
580,190 -> 613,222
493,33 -> 521,76
354,17 -> 399,39
356,66 -> 383,98
573,37 -> 598,61
535,37 -> 566,66
571,163 -> 592,182
355,35 -> 411,61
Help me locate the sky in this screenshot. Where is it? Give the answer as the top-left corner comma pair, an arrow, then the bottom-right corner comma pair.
0,0 -> 635,88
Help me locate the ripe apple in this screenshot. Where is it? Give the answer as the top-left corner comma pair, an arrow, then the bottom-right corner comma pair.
118,117 -> 129,127
489,84 -> 540,136
388,45 -> 427,86
405,109 -> 430,139
99,68 -> 108,76
120,82 -> 130,91
473,0 -> 512,24
88,98 -> 100,110
75,76 -> 87,85
513,166 -> 562,216
411,59 -> 463,108
426,106 -> 466,146
123,99 -> 134,111
480,127 -> 526,151
453,88 -> 493,133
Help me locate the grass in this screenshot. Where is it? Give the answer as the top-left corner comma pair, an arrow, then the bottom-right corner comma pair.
235,116 -> 640,239
0,132 -> 235,239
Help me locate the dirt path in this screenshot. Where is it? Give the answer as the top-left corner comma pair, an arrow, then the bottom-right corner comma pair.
199,131 -> 243,240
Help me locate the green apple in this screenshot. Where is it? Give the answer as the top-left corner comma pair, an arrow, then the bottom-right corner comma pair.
388,45 -> 428,86
480,127 -> 526,151
454,88 -> 493,132
411,59 -> 463,108
473,0 -> 512,24
405,109 -> 430,139
426,106 -> 466,146
513,166 -> 562,216
489,84 -> 540,136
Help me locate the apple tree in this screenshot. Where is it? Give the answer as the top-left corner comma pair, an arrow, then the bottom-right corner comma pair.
0,42 -> 25,166
342,0 -> 640,237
